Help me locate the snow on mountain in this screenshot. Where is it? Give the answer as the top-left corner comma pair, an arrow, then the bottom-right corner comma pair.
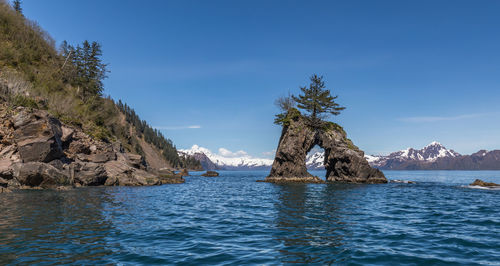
179,145 -> 273,170
367,141 -> 462,169
306,151 -> 325,170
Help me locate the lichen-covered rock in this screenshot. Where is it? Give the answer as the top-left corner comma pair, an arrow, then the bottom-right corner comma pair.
266,111 -> 386,183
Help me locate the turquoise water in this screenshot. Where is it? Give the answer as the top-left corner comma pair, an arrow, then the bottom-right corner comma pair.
1,170 -> 499,265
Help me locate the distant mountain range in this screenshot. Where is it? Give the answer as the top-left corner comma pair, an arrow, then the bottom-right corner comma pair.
178,145 -> 273,170
308,141 -> 500,170
181,142 -> 500,171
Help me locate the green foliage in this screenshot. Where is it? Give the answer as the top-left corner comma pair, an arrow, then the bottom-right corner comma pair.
292,74 -> 345,126
323,121 -> 346,135
60,40 -> 108,101
117,100 -> 201,169
0,3 -> 200,169
275,107 -> 301,127
11,94 -> 38,109
11,0 -> 21,14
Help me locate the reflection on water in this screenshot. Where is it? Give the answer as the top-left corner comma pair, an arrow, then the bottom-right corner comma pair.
0,188 -> 116,265
273,183 -> 363,264
0,171 -> 500,265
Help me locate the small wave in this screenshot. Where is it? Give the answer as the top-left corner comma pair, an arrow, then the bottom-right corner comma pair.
465,185 -> 500,190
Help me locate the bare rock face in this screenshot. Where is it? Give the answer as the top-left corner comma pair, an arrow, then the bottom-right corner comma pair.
13,110 -> 63,163
0,105 -> 169,191
266,110 -> 386,184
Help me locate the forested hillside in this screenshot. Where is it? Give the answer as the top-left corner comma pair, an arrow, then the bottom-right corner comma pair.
0,0 -> 200,170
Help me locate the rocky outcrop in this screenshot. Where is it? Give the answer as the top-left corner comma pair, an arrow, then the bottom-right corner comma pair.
0,105 -> 182,191
470,179 -> 500,187
266,110 -> 386,184
178,168 -> 189,177
201,170 -> 219,177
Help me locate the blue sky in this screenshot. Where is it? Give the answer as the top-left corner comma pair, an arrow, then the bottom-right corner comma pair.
22,0 -> 500,157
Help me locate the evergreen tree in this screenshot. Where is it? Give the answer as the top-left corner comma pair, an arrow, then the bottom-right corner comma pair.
12,0 -> 21,14
292,74 -> 345,126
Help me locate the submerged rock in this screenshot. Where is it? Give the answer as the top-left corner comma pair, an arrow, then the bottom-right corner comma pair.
266,110 -> 386,184
201,171 -> 219,177
470,179 -> 500,187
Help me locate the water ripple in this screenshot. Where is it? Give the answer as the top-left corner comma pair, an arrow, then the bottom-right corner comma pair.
0,170 -> 500,265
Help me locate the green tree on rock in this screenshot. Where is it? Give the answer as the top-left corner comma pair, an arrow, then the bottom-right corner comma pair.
292,74 -> 345,126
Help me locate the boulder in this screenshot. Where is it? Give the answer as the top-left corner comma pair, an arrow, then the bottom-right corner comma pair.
104,160 -> 160,186
201,171 -> 219,177
11,162 -> 70,188
13,113 -> 63,163
470,179 -> 500,187
0,187 -> 12,193
73,162 -> 108,186
61,126 -> 75,143
76,152 -> 116,163
266,110 -> 386,184
178,168 -> 189,177
125,153 -> 145,168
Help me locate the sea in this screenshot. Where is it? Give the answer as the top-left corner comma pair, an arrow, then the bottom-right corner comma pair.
1,170 -> 499,265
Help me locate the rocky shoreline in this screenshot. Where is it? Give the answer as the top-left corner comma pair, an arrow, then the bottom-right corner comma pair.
0,105 -> 183,193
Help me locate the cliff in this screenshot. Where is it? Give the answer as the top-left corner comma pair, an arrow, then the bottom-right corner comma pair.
0,104 -> 184,192
266,109 -> 386,183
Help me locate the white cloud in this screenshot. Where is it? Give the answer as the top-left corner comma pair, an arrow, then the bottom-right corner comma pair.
399,113 -> 486,123
218,148 -> 249,158
154,125 -> 201,130
261,150 -> 276,157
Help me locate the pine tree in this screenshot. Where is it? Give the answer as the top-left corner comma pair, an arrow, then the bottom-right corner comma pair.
12,0 -> 22,14
292,74 -> 345,126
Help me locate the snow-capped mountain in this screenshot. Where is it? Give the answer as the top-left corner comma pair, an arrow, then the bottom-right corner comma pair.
365,141 -> 500,170
306,141 -> 463,170
370,141 -> 461,168
306,151 -> 325,170
180,142 -> 500,171
178,145 -> 273,170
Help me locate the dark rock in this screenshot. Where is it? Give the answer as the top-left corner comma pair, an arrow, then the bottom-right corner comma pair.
125,153 -> 145,168
76,152 -> 116,163
13,113 -> 63,162
178,168 -> 189,177
0,187 -> 12,193
159,176 -> 185,184
0,176 -> 8,187
11,162 -> 70,188
74,162 -> 108,186
201,171 -> 219,177
470,179 -> 500,187
266,111 -> 386,184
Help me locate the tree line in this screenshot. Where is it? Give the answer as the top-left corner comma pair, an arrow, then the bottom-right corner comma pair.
117,100 -> 201,169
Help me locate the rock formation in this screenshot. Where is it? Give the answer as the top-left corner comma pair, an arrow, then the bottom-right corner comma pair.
0,105 -> 183,192
201,171 -> 219,177
266,110 -> 387,183
469,179 -> 500,187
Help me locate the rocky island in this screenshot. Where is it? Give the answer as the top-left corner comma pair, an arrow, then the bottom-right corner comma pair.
265,75 -> 386,184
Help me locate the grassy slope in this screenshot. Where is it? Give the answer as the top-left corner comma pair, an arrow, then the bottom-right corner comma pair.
0,1 -> 200,170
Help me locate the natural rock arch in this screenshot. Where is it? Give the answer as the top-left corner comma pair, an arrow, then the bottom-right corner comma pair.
266,110 -> 386,183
